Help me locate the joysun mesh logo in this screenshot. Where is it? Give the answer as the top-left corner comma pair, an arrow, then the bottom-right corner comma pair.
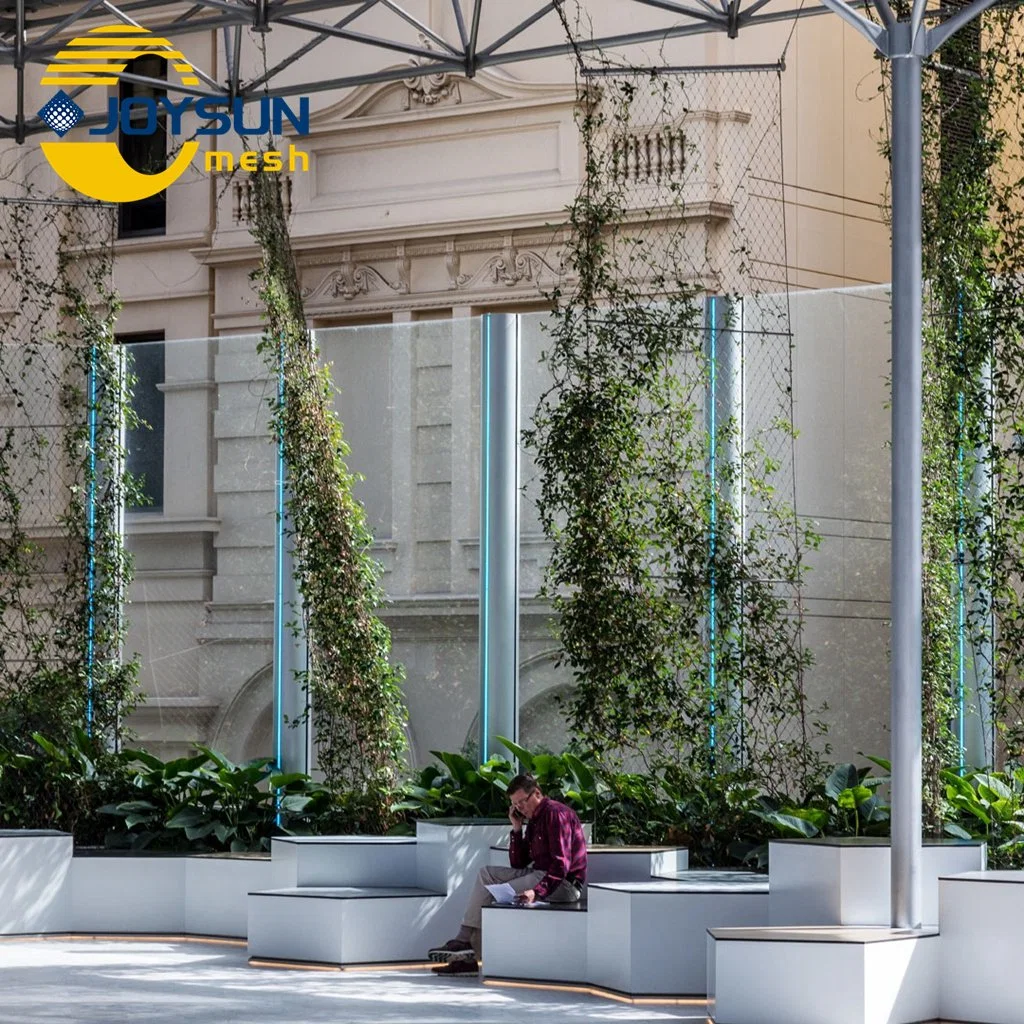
38,24 -> 309,202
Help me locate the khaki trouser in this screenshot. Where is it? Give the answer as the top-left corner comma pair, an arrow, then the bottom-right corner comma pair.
462,864 -> 584,951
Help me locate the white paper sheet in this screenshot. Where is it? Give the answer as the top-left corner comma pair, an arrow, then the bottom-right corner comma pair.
484,883 -> 549,906
484,882 -> 518,904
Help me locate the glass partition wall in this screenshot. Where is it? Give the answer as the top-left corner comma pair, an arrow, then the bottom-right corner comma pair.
116,291 -> 919,775
120,319 -> 487,769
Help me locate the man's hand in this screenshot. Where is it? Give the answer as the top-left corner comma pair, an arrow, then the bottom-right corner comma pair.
515,889 -> 536,905
507,805 -> 523,829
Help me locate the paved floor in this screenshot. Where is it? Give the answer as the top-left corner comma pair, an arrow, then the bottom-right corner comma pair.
0,939 -> 708,1024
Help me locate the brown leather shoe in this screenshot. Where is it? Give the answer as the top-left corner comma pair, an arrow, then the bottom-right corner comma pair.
432,958 -> 479,976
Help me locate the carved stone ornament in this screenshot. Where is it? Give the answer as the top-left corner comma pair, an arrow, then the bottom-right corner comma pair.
446,240 -> 469,290
405,34 -> 461,108
302,248 -> 403,301
459,237 -> 559,290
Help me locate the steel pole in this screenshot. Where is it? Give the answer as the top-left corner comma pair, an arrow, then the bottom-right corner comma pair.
889,42 -> 924,930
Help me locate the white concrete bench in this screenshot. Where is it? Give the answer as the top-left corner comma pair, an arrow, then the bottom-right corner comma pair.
587,872 -> 769,995
482,869 -> 768,996
269,835 -> 418,888
71,850 -> 274,936
769,837 -> 985,926
482,901 -> 589,983
939,870 -> 1024,1024
708,925 -> 939,1024
247,819 -> 510,965
248,886 -> 447,963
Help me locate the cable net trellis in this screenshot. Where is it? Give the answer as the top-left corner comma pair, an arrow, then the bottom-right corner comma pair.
916,17 -> 1024,773
0,198 -> 132,746
529,61 -> 823,792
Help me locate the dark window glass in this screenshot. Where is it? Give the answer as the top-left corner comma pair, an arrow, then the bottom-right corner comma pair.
118,54 -> 167,238
122,335 -> 165,513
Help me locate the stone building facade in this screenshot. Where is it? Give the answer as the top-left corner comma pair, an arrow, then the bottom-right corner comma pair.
0,3 -> 895,767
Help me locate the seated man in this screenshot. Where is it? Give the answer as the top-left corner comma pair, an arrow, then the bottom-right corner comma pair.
428,772 -> 588,976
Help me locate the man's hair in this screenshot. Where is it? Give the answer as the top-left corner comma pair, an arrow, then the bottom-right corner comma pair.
507,773 -> 540,797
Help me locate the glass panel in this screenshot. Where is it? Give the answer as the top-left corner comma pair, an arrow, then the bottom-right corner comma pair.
518,311 -> 573,755
124,338 -> 165,513
315,319 -> 482,767
122,333 -> 276,763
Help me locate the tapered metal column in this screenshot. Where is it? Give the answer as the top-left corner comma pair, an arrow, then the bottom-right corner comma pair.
705,295 -> 744,761
890,39 -> 924,930
478,313 -> 520,761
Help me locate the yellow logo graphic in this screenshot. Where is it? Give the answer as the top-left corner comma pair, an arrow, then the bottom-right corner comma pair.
39,25 -> 200,202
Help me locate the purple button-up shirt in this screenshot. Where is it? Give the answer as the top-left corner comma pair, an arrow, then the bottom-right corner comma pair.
508,796 -> 588,901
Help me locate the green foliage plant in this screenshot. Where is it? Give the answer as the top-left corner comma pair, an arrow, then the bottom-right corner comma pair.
940,766 -> 1024,867
394,736 -> 597,825
246,167 -> 407,830
100,746 -> 330,852
0,726 -> 130,844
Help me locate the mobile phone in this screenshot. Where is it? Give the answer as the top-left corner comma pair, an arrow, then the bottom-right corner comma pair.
513,808 -> 526,822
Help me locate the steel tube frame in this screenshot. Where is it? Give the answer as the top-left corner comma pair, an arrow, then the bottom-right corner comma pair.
889,38 -> 924,930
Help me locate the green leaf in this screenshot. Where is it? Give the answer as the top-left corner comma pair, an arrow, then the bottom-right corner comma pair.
495,736 -> 535,770
167,807 -> 208,830
755,810 -> 821,838
943,823 -> 973,840
976,773 -> 1013,802
431,750 -> 477,785
825,764 -> 860,800
563,753 -> 595,792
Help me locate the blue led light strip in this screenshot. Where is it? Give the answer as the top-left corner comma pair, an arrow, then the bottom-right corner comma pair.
955,297 -> 966,774
84,344 -> 98,734
480,317 -> 491,762
708,298 -> 718,759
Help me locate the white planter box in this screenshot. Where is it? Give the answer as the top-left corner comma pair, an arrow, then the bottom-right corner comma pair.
768,838 -> 985,927
185,855 -> 274,937
708,926 -> 939,1024
70,853 -> 272,936
70,854 -> 187,933
939,871 -> 1024,1024
0,830 -> 72,934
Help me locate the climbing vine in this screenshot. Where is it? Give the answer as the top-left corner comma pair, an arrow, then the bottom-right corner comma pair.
0,194 -> 138,749
525,69 -> 825,796
247,166 -> 407,829
876,7 -> 1024,826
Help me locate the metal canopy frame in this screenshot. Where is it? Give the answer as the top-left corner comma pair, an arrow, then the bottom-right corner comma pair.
1,0 -> 1010,929
5,0 -> 869,140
